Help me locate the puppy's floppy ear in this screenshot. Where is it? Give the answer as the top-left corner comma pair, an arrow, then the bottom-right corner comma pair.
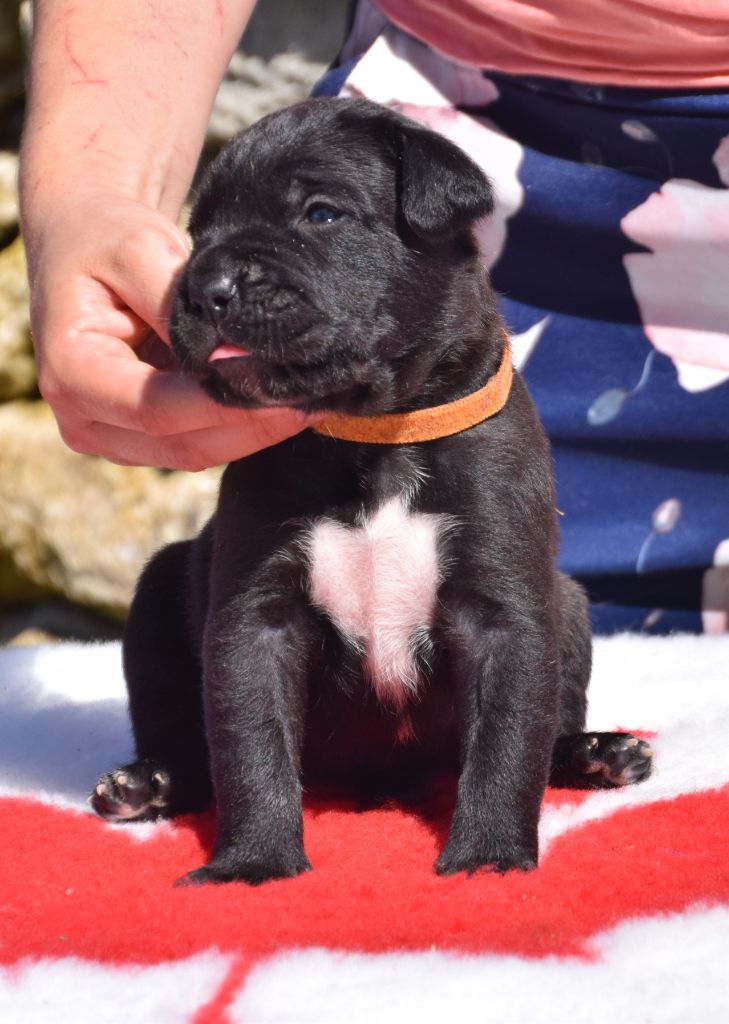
393,119 -> 494,241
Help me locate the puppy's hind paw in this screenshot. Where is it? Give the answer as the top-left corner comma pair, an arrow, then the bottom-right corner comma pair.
552,732 -> 653,788
89,762 -> 173,822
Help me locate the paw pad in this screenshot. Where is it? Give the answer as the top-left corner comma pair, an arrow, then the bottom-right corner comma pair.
89,763 -> 172,822
576,732 -> 653,786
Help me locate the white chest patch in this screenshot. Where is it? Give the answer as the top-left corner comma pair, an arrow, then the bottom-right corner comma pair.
308,498 -> 445,708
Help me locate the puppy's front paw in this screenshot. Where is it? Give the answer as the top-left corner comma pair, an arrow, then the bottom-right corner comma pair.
89,762 -> 173,822
176,847 -> 312,887
434,837 -> 537,876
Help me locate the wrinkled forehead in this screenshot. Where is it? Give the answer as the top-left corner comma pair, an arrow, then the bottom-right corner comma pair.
189,109 -> 396,236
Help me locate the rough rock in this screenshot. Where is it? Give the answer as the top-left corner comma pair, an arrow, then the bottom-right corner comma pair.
206,51 -> 326,146
241,0 -> 348,64
0,151 -> 18,235
0,3 -> 24,148
0,234 -> 36,401
204,0 -> 348,147
0,401 -> 221,619
0,2 -> 347,641
0,598 -> 124,645
6,627 -> 58,647
0,2 -> 23,100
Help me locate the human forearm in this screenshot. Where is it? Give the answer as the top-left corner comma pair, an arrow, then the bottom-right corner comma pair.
21,0 -> 256,227
16,0 -> 315,471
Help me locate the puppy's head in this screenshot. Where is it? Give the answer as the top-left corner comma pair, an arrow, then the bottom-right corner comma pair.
170,98 -> 495,413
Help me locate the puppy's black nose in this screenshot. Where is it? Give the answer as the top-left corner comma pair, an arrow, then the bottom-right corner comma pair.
187,270 -> 239,325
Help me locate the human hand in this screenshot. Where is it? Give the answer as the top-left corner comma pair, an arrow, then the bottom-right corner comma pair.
23,196 -> 315,470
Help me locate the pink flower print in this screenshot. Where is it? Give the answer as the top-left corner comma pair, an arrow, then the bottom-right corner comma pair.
342,28 -> 524,269
394,103 -> 524,268
343,25 -> 499,112
636,498 -> 682,574
621,133 -> 729,393
702,539 -> 729,635
509,316 -> 550,371
713,135 -> 729,186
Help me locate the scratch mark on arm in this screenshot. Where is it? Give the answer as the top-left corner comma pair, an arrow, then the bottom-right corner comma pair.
80,125 -> 101,151
64,25 -> 88,80
209,0 -> 224,39
64,25 -> 108,86
142,0 -> 191,58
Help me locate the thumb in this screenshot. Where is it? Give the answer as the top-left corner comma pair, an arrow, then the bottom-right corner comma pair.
103,213 -> 190,345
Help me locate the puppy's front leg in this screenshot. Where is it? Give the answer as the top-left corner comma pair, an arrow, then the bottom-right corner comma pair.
436,601 -> 560,875
180,594 -> 316,886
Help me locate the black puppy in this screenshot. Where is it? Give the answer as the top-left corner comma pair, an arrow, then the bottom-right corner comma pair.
91,98 -> 652,884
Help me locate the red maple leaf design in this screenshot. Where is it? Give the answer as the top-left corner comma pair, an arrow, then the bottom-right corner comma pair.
1,776 -> 727,974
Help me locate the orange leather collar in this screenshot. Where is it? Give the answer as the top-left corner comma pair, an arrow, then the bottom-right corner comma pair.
312,332 -> 512,445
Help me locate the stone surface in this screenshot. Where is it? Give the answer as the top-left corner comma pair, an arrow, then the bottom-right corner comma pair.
0,234 -> 36,401
0,402 -> 221,619
0,151 -> 18,235
207,51 -> 327,147
241,0 -> 348,64
205,0 -> 347,146
0,3 -> 348,640
7,628 -> 58,647
0,2 -> 24,148
0,598 -> 124,645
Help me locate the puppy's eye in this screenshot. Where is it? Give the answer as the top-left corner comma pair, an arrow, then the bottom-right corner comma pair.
305,204 -> 340,224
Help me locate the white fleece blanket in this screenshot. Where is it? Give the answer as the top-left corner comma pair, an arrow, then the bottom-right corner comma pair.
0,635 -> 727,1023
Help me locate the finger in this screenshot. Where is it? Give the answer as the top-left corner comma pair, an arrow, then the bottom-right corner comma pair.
51,333 -> 311,437
134,332 -> 178,371
75,410 -> 317,471
101,218 -> 190,345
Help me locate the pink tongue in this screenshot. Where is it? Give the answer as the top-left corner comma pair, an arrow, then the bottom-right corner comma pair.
209,343 -> 251,362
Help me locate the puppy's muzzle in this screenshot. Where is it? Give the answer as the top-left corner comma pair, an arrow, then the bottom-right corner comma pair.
183,253 -> 271,332
186,268 -> 239,328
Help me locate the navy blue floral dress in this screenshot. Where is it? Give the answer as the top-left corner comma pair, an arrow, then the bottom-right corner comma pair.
315,12 -> 729,635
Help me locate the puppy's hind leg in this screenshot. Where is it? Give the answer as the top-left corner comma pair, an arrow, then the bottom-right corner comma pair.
91,539 -> 211,822
549,574 -> 653,788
